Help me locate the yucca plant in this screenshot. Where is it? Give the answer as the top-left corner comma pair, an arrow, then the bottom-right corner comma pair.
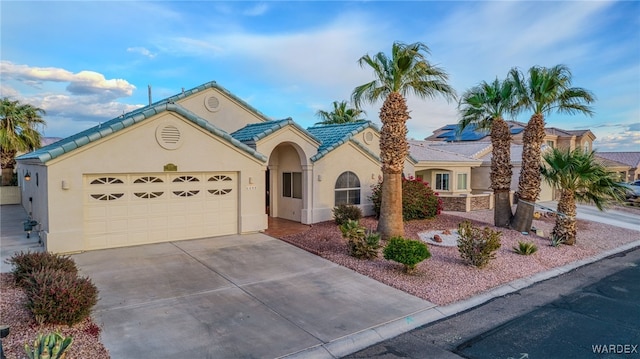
513,241 -> 538,255
550,235 -> 565,248
339,220 -> 380,259
25,332 -> 73,359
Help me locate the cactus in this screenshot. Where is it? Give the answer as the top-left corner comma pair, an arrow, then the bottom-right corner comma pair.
25,332 -> 73,359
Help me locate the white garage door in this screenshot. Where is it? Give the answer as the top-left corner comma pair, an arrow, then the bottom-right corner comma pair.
84,172 -> 237,250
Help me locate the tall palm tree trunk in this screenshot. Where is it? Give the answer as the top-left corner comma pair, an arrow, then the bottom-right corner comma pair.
491,117 -> 513,227
377,92 -> 409,239
1,149 -> 16,186
553,189 -> 577,245
511,113 -> 546,232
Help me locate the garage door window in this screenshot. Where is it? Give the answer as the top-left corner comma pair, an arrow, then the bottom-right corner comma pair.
90,176 -> 125,201
335,171 -> 361,205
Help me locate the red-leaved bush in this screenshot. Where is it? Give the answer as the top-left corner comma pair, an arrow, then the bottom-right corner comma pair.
24,268 -> 98,326
370,176 -> 443,221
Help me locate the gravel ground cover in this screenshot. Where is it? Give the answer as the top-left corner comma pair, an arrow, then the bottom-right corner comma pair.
280,208 -> 640,306
1,206 -> 637,358
0,274 -> 110,359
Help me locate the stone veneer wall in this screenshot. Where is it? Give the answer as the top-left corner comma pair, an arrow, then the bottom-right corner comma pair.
440,196 -> 467,212
440,193 -> 493,212
470,195 -> 490,211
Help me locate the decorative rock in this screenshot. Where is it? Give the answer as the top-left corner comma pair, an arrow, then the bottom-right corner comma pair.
442,229 -> 452,235
433,234 -> 443,243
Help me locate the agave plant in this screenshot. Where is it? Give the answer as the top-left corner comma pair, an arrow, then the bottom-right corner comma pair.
513,241 -> 538,255
25,332 -> 73,359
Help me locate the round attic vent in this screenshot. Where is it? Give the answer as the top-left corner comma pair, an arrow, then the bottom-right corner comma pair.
204,95 -> 221,112
156,123 -> 183,150
363,131 -> 374,144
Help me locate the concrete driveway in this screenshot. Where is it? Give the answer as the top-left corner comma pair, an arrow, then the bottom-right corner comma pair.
72,234 -> 436,359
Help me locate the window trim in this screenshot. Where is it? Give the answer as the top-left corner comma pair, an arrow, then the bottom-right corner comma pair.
435,172 -> 450,191
282,172 -> 302,199
334,171 -> 361,205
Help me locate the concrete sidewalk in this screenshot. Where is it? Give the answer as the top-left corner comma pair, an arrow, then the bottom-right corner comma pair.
0,204 -> 44,273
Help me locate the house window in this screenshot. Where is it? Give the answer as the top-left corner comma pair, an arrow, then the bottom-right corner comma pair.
546,140 -> 555,148
457,173 -> 467,190
335,171 -> 361,205
583,141 -> 590,152
283,172 -> 302,199
435,173 -> 449,191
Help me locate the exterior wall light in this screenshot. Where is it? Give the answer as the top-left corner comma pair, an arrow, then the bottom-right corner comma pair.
24,172 -> 31,181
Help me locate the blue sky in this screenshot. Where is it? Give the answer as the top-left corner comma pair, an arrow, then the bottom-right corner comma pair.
1,1 -> 639,151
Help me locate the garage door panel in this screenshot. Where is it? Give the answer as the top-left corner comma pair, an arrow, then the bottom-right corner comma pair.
84,172 -> 238,250
86,206 -> 107,219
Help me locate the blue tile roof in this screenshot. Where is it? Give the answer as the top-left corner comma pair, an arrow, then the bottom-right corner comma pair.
437,123 -> 524,142
231,118 -> 320,145
17,103 -> 267,163
307,121 -> 379,162
16,81 -> 270,163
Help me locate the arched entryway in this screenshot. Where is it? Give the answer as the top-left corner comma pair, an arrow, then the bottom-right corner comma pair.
266,142 -> 311,223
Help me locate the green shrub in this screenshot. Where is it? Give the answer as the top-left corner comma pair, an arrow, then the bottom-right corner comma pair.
370,176 -> 442,221
332,204 -> 363,225
24,331 -> 73,359
24,269 -> 98,326
513,241 -> 538,255
339,220 -> 380,259
383,236 -> 431,273
457,220 -> 502,268
8,251 -> 78,288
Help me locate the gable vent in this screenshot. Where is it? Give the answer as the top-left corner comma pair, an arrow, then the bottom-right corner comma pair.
204,95 -> 221,112
156,122 -> 184,150
161,125 -> 180,144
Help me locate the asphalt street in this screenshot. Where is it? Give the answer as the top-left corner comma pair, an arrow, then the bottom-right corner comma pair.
343,247 -> 640,359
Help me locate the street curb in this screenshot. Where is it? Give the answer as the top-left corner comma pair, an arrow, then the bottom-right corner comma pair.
279,240 -> 640,359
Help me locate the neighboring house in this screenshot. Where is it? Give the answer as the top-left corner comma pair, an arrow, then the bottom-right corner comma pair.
15,81 -> 386,253
420,121 -> 597,203
426,121 -> 596,152
594,152 -> 640,182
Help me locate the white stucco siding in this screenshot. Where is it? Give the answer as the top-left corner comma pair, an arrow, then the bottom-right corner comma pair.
38,113 -> 266,253
16,163 -> 49,245
176,88 -> 268,134
311,144 -> 381,223
471,163 -> 553,201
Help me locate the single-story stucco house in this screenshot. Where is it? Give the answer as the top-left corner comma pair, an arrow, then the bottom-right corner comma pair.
16,81 -> 405,253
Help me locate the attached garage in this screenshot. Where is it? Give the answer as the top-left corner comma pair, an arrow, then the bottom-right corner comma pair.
83,172 -> 238,250
14,81 -> 383,254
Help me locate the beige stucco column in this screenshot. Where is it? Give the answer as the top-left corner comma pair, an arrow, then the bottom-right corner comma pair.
268,164 -> 278,218
300,164 -> 313,224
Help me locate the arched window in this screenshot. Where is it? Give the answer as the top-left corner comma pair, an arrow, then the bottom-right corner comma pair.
335,171 -> 361,205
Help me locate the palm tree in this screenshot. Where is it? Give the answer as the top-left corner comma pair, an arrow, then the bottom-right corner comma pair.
352,41 -> 456,239
509,65 -> 595,232
541,147 -> 626,245
458,78 -> 516,228
0,98 -> 46,185
315,100 -> 366,125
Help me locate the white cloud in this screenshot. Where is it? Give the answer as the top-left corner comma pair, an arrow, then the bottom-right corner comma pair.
0,61 -> 135,101
593,131 -> 640,152
127,47 -> 157,59
164,12 -> 387,90
243,3 -> 269,16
